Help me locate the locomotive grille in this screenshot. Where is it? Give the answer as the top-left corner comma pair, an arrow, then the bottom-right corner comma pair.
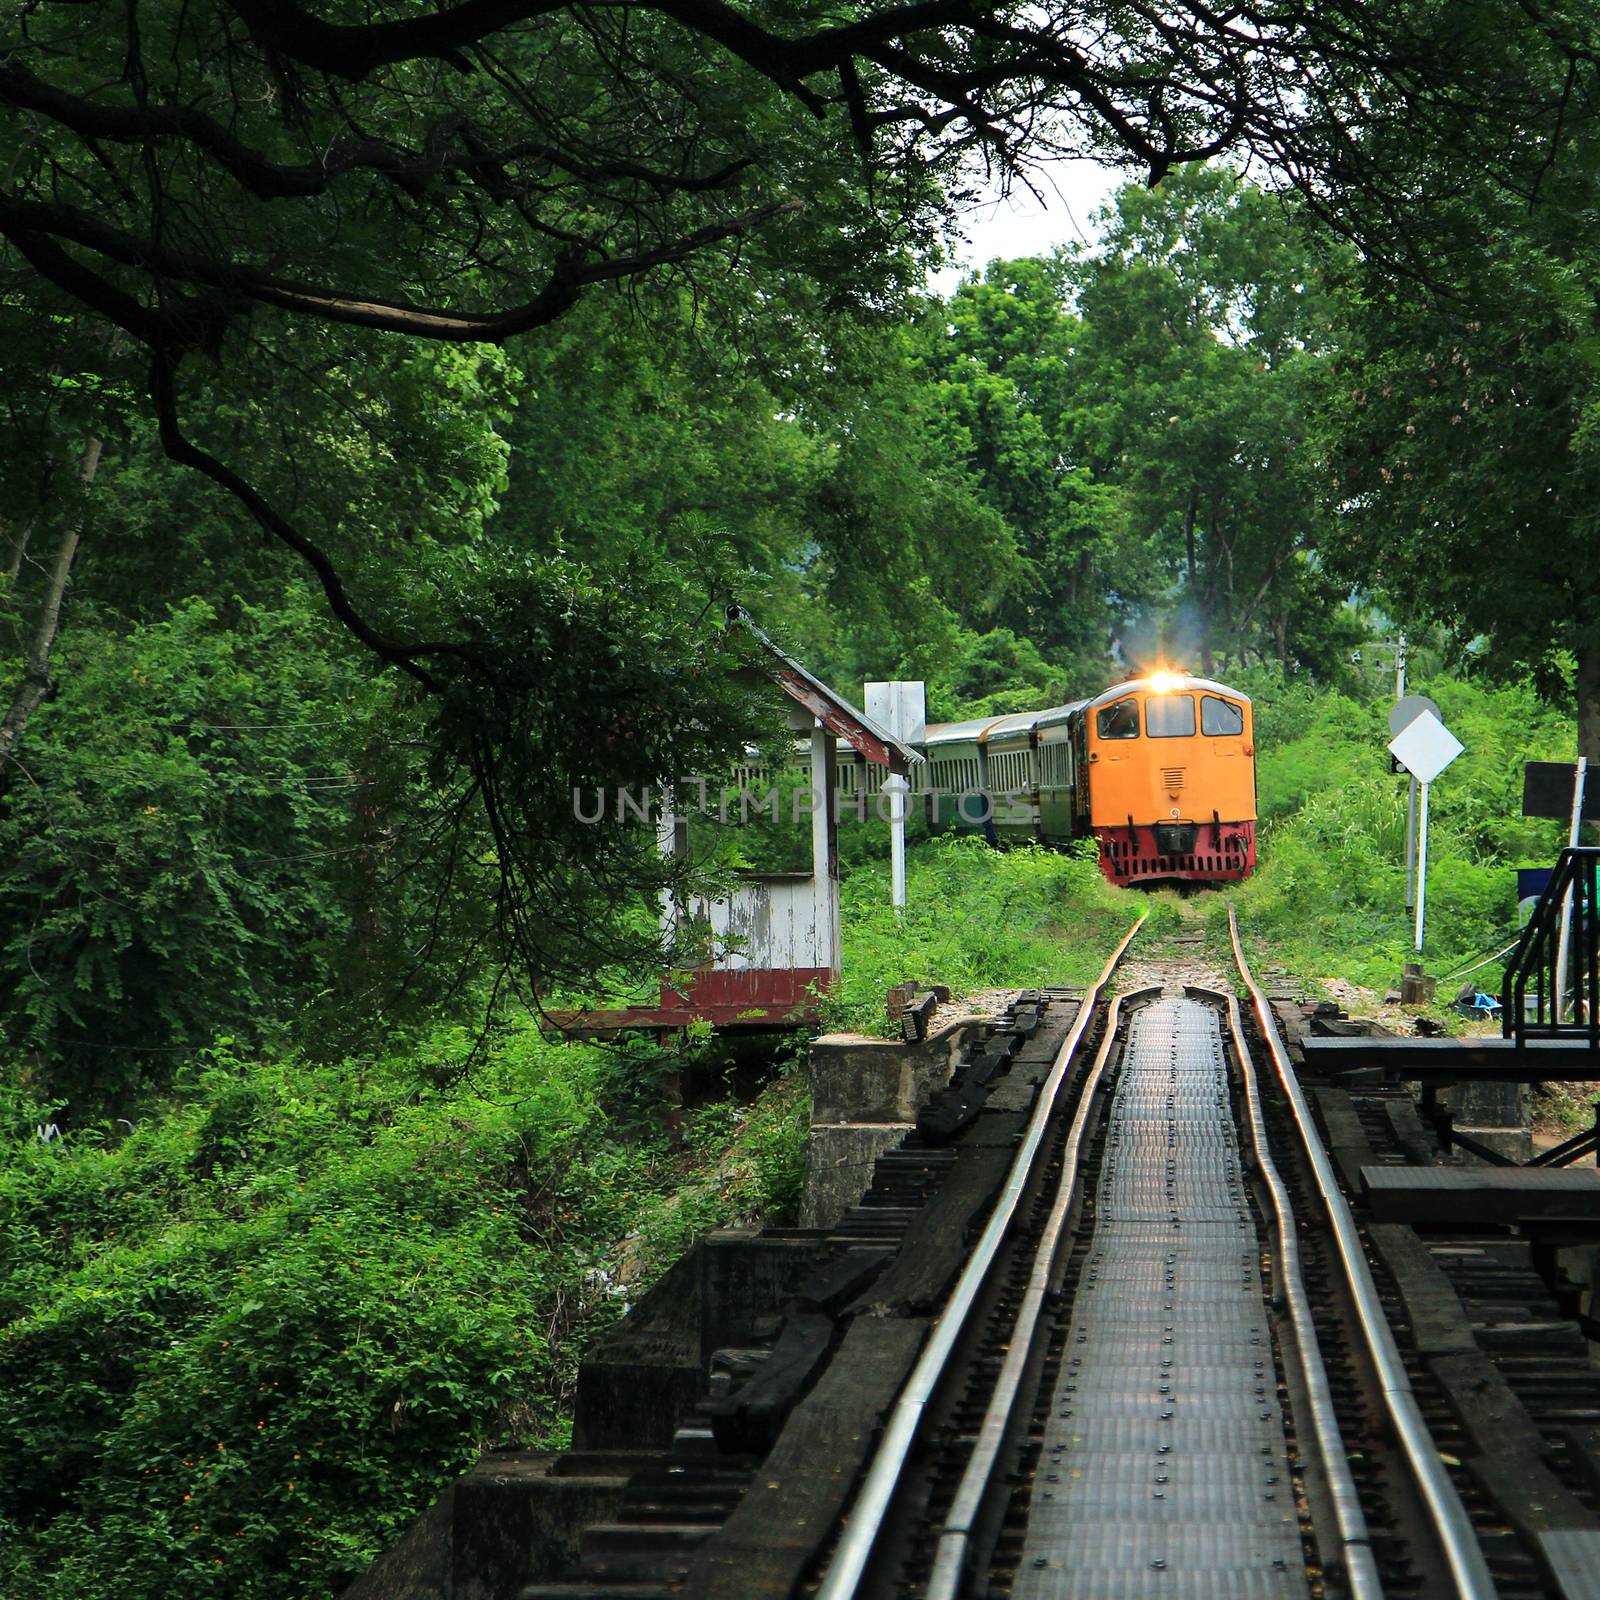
1161,767 -> 1186,791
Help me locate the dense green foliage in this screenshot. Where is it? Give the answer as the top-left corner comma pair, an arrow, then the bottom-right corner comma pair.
0,1026 -> 809,1600
1316,106 -> 1600,757
9,162 -> 1595,1117
0,596 -> 372,1108
1226,670 -> 1575,991
7,8 -> 1600,1593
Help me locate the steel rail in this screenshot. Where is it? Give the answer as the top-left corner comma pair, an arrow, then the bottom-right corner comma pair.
1228,905 -> 1498,1600
1203,983 -> 1384,1600
923,985 -> 1158,1600
814,914 -> 1146,1600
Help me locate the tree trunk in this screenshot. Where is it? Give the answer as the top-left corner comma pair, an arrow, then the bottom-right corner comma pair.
1183,483 -> 1198,593
1200,495 -> 1221,678
1,516 -> 31,584
1578,636 -> 1600,765
1229,538 -> 1295,666
1182,484 -> 1213,676
0,436 -> 102,773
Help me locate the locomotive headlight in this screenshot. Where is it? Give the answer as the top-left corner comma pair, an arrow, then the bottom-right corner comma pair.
1150,671 -> 1177,694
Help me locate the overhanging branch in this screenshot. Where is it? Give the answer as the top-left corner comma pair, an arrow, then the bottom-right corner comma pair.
149,346 -> 463,690
0,63 -> 755,203
0,194 -> 803,343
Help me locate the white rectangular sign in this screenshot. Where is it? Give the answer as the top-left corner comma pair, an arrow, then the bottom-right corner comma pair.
865,680 -> 924,913
865,681 -> 927,746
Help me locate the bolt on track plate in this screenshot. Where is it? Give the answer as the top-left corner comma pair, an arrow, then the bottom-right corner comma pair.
1012,995 -> 1309,1600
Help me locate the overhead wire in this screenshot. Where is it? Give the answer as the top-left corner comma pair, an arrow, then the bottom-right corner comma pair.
1439,935 -> 1524,985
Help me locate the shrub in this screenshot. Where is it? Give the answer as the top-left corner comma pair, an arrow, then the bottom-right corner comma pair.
827,835 -> 1139,1034
0,1022 -> 799,1600
1229,672 -> 1574,992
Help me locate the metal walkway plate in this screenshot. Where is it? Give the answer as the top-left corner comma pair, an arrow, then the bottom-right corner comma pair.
1012,995 -> 1309,1600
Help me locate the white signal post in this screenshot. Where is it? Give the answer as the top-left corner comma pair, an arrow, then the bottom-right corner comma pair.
866,681 -> 926,913
1390,684 -> 1440,918
1387,709 -> 1464,954
1415,779 -> 1431,956
1396,635 -> 1414,911
885,774 -> 909,909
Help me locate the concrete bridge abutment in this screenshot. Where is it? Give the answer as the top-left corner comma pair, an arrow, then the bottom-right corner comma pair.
800,1018 -> 983,1228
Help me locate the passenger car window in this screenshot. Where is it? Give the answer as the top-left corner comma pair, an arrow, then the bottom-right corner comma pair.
1095,699 -> 1139,740
1201,695 -> 1244,736
1145,695 -> 1196,738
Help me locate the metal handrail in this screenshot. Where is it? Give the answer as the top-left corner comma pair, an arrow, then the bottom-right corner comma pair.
1502,846 -> 1600,1048
1209,985 -> 1382,1600
923,986 -> 1160,1600
813,914 -> 1145,1600
1229,906 -> 1497,1600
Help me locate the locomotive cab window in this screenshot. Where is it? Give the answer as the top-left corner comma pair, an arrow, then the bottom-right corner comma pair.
1096,698 -> 1140,740
1145,694 -> 1196,738
1201,695 -> 1244,736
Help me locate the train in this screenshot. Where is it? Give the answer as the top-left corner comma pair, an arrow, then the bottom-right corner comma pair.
917,672 -> 1258,886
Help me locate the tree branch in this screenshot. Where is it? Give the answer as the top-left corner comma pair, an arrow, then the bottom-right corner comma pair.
0,193 -> 802,343
149,346 -> 459,689
0,63 -> 754,203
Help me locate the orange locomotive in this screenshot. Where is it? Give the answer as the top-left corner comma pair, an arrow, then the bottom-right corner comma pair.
921,673 -> 1258,886
1078,674 -> 1257,883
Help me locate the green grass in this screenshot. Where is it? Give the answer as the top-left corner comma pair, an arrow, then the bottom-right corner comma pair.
826,834 -> 1162,1034
1219,670 -> 1577,999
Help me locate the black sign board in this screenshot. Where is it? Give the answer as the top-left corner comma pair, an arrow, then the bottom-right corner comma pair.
1522,760 -> 1600,821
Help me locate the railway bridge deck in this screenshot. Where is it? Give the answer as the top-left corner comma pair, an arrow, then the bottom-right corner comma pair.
1010,993 -> 1306,1598
347,916 -> 1600,1600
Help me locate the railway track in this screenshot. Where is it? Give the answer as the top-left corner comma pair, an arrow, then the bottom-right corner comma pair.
524,913 -> 1600,1600
811,916 -> 1495,1600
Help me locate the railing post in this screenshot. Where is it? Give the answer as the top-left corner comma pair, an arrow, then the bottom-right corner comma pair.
1587,856 -> 1599,1048
1555,759 -> 1588,1022
1503,848 -> 1600,1046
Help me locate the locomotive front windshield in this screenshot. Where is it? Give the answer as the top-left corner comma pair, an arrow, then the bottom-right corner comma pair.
1145,695 -> 1196,738
1202,695 -> 1244,736
1096,699 -> 1139,739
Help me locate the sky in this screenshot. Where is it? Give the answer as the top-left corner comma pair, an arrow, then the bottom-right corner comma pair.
931,156 -> 1126,293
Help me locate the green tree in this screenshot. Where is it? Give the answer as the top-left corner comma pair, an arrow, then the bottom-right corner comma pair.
1321,188 -> 1600,756
3,0 -> 1584,695
492,279 -> 1012,673
3,0 -> 1594,1009
1067,167 -> 1347,676
0,595 -> 367,1109
918,258 -> 1141,674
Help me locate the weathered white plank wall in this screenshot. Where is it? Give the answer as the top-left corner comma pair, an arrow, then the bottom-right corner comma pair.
692,875 -> 826,970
